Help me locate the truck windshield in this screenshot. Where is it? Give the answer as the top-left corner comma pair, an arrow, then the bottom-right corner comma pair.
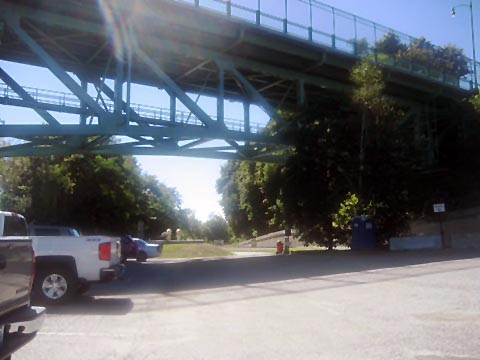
4,216 -> 28,236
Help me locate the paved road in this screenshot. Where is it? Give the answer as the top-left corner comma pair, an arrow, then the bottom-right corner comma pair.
17,250 -> 480,360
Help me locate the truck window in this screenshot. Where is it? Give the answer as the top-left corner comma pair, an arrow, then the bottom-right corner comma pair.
68,228 -> 80,236
4,216 -> 28,236
34,228 -> 61,236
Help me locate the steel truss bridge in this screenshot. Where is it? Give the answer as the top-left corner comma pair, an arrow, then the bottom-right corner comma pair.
0,0 -> 476,161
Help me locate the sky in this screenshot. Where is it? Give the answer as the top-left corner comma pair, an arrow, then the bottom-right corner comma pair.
1,0 -> 479,222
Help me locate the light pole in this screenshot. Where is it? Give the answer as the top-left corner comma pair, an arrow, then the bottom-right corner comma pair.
452,1 -> 478,89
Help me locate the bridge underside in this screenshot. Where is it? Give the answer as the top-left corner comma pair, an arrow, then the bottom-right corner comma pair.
0,0 -> 472,160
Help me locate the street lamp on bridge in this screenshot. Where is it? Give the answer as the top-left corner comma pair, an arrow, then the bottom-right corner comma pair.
451,0 -> 478,89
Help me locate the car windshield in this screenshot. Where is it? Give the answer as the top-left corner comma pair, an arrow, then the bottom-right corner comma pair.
134,239 -> 147,245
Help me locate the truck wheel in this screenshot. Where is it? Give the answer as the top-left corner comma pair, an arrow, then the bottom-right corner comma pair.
136,251 -> 147,263
33,267 -> 77,305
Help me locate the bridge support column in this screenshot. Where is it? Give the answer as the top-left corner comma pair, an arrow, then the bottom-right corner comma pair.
243,102 -> 251,133
80,79 -> 88,126
114,59 -> 124,126
217,65 -> 225,126
169,92 -> 176,123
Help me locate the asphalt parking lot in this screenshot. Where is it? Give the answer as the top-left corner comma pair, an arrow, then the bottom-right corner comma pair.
16,249 -> 480,360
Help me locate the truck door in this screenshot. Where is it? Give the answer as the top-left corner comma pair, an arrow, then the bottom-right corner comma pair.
0,214 -> 33,316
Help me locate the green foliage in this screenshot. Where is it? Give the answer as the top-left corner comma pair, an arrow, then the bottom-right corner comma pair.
375,31 -> 407,56
470,90 -> 480,112
216,161 -> 283,239
351,59 -> 393,116
433,44 -> 469,77
0,152 -> 200,238
351,37 -> 370,56
371,34 -> 469,78
218,60 -> 419,247
202,214 -> 230,242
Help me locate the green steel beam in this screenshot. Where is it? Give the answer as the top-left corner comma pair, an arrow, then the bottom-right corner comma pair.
0,140 -> 287,162
136,47 -> 221,130
0,67 -> 61,126
2,12 -> 112,126
0,96 -> 86,115
228,65 -> 287,128
0,124 -> 283,144
141,37 -> 350,93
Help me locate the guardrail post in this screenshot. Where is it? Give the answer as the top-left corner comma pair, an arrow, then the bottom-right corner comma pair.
243,101 -> 250,133
169,91 -> 176,123
226,0 -> 231,16
80,79 -> 87,125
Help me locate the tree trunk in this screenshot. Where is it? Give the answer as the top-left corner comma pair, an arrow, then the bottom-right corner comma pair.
358,110 -> 367,196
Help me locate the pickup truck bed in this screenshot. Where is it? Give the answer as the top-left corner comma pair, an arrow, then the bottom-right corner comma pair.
32,235 -> 123,304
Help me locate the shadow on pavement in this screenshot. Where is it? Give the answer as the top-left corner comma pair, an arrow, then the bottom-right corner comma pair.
89,249 -> 480,298
45,296 -> 134,315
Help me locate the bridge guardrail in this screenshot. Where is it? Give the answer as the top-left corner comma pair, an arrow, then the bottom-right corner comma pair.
0,81 -> 265,133
177,0 -> 478,91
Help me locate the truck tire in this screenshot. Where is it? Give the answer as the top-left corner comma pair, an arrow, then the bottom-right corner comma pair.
33,266 -> 78,305
136,251 -> 147,263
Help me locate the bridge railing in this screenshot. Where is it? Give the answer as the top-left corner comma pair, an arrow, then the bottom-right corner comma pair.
178,0 -> 478,91
0,81 -> 265,133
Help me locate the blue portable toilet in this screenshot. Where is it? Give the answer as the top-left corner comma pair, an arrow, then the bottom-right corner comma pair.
351,216 -> 376,249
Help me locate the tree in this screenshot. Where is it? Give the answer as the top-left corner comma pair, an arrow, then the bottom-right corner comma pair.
398,37 -> 435,69
433,44 -> 469,77
352,37 -> 370,56
375,31 -> 407,56
203,214 -> 230,242
0,152 -> 191,239
396,38 -> 468,77
350,59 -> 393,195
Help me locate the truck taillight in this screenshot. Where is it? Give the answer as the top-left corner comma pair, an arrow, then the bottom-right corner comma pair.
99,242 -> 111,261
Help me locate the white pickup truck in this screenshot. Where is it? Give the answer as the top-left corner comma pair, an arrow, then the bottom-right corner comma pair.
27,227 -> 124,305
0,212 -> 123,305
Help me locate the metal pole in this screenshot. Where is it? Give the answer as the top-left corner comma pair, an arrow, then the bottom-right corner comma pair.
256,0 -> 261,25
126,23 -> 132,126
332,7 -> 336,48
284,0 -> 288,33
470,0 -> 478,88
353,15 -> 358,55
308,0 -> 313,41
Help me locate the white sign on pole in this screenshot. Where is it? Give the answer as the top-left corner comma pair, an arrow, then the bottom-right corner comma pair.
433,203 -> 446,213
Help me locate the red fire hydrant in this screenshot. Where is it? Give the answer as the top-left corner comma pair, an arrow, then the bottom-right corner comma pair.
276,240 -> 284,255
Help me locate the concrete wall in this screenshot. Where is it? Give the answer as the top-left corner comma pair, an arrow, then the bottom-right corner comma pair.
390,235 -> 442,251
239,230 -> 304,248
408,206 -> 480,249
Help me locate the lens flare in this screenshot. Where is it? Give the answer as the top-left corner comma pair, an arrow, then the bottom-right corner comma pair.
97,0 -> 139,62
